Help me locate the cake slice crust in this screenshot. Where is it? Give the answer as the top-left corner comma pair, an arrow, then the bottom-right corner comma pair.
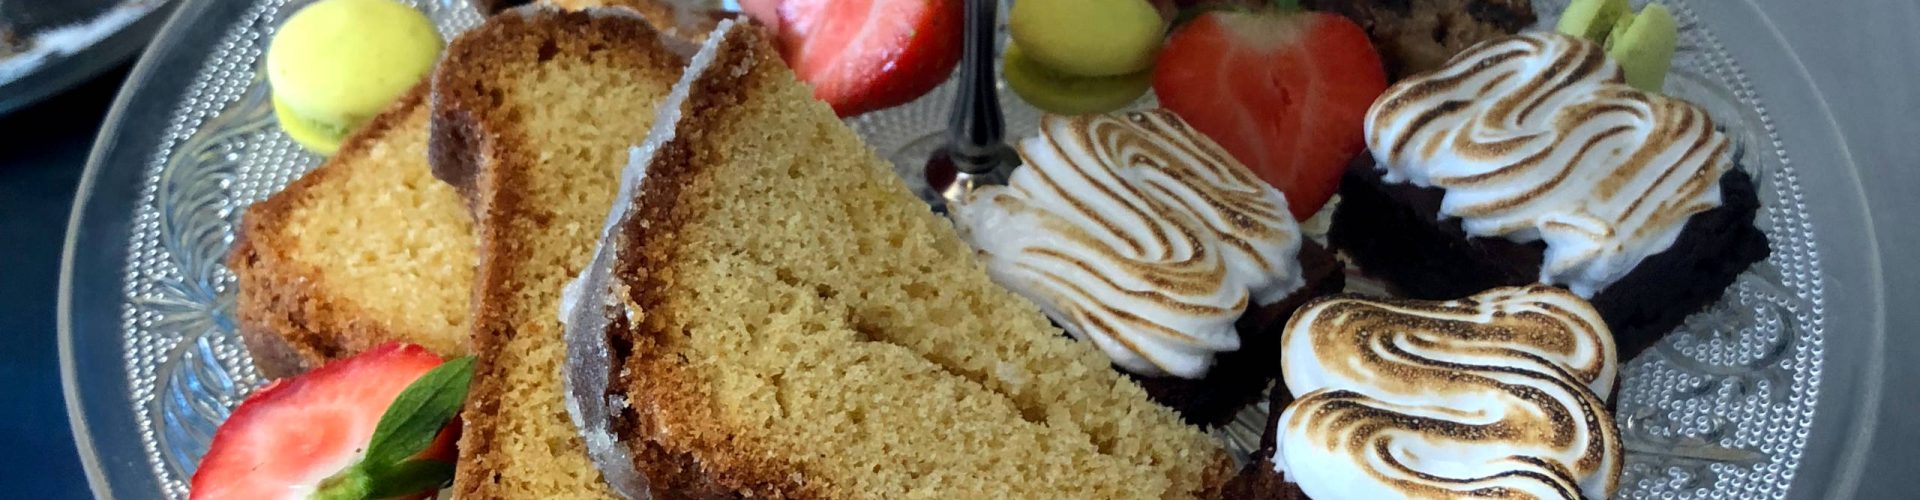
230,84 -> 475,379
428,8 -> 685,498
574,23 -> 1232,499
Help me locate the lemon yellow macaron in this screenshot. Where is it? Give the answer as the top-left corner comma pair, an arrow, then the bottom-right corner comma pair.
267,0 -> 442,154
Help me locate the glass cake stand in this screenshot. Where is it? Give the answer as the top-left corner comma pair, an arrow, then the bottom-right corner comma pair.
59,0 -> 1918,498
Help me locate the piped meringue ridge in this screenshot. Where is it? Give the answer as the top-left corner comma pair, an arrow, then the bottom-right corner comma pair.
1274,286 -> 1622,500
951,110 -> 1305,379
1365,32 -> 1732,297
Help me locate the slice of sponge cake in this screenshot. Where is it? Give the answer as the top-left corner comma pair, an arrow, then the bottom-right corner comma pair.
230,84 -> 475,379
427,7 -> 685,498
229,0 -> 727,381
563,21 -> 1232,498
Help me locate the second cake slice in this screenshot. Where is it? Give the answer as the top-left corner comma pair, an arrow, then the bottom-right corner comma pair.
563,20 -> 1230,499
429,7 -> 687,498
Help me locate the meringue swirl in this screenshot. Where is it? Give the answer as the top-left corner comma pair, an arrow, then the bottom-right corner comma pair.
1275,286 -> 1621,499
950,110 -> 1304,379
1366,32 -> 1733,297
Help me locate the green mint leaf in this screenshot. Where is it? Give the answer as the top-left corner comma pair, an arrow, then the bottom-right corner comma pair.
363,356 -> 474,468
364,459 -> 457,499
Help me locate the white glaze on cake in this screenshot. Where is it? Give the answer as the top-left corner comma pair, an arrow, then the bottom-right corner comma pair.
1365,32 -> 1732,297
1273,286 -> 1621,499
560,18 -> 738,500
950,110 -> 1304,379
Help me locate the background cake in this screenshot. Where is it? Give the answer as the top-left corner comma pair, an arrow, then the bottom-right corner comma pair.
1301,0 -> 1535,79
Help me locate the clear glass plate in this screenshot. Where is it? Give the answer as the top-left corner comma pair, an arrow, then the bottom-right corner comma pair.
59,0 -> 1884,498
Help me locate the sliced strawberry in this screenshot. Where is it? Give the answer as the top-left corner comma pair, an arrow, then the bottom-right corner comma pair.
742,0 -> 964,117
1153,9 -> 1386,220
190,343 -> 456,500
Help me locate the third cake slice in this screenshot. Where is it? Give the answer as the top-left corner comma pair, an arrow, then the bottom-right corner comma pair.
562,20 -> 1230,499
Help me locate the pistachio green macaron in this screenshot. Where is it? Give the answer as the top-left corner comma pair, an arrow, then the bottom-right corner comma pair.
267,0 -> 442,154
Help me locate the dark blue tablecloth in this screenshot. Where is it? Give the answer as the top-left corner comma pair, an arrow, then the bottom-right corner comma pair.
0,65 -> 131,499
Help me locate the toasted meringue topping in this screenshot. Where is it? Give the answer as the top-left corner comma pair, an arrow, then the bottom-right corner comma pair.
1366,32 -> 1733,297
1274,286 -> 1621,499
950,110 -> 1305,379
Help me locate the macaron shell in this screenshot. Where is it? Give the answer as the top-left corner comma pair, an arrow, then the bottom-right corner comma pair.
273,95 -> 346,155
1009,0 -> 1165,76
1003,43 -> 1152,115
267,0 -> 441,130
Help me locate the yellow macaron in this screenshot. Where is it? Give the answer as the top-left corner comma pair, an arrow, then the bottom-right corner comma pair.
267,0 -> 442,154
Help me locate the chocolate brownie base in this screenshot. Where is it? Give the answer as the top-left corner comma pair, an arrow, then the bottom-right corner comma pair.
1219,458 -> 1312,500
1328,156 -> 1770,361
1130,241 -> 1346,427
1218,385 -> 1306,500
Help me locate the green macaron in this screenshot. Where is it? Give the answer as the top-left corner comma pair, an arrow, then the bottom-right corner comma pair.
266,0 -> 442,154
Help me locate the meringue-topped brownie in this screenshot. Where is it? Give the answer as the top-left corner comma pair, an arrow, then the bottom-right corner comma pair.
949,110 -> 1343,426
1226,286 -> 1622,499
1329,32 -> 1769,360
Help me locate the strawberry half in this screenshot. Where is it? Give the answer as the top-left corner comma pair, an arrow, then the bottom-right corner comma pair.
1153,9 -> 1386,220
190,343 -> 470,500
742,0 -> 964,117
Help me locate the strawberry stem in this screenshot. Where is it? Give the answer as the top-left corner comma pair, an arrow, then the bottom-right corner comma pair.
311,465 -> 373,500
1270,0 -> 1301,11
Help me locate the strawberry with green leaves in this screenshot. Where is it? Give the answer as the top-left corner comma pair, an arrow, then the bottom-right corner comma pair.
1153,1 -> 1386,220
189,343 -> 473,500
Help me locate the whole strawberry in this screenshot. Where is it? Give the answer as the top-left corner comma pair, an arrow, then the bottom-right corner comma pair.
190,343 -> 473,500
1153,6 -> 1386,220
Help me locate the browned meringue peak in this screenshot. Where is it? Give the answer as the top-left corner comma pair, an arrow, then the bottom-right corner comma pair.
949,110 -> 1305,379
1275,286 -> 1621,499
1365,32 -> 1732,297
